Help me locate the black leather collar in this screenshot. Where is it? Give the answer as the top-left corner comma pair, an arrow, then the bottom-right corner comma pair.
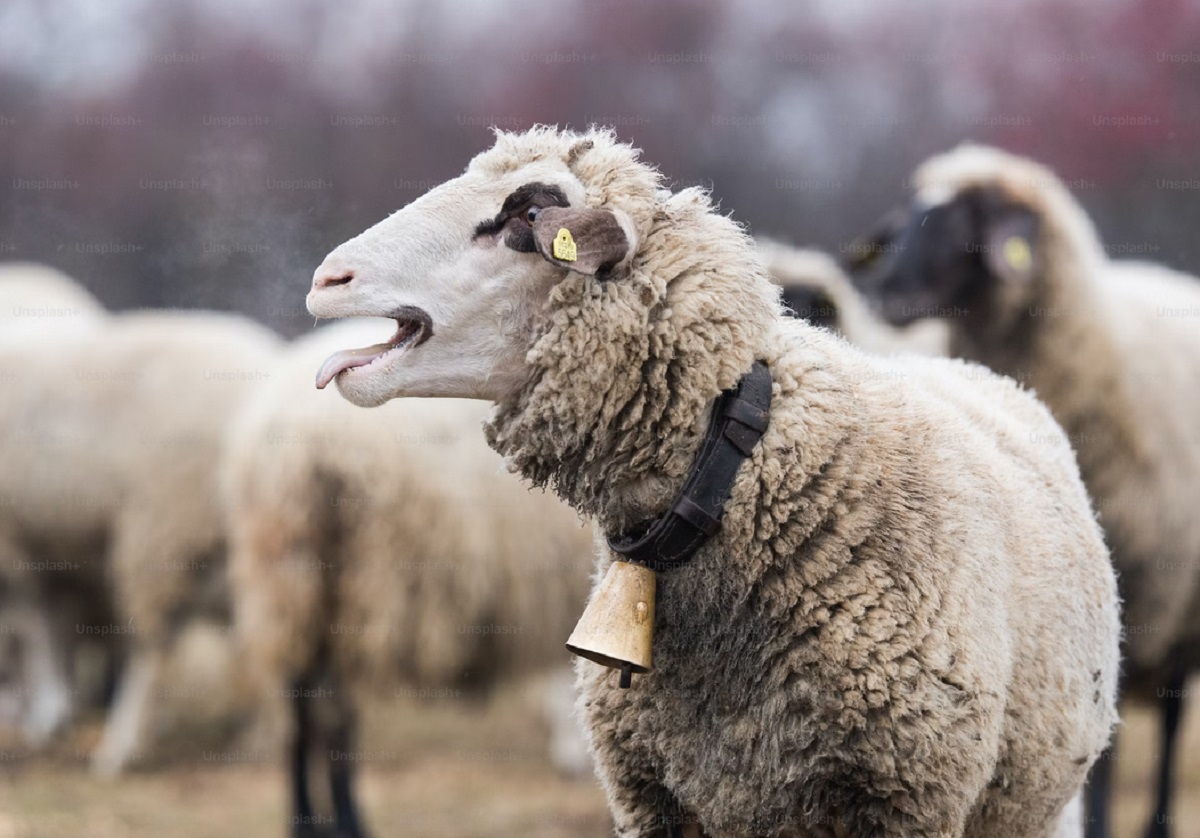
607,361 -> 772,571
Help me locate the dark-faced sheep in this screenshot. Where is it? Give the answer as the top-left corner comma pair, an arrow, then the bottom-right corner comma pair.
757,239 -> 947,355
848,144 -> 1200,838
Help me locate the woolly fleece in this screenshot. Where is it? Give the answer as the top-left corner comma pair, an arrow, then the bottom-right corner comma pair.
327,129 -> 1121,837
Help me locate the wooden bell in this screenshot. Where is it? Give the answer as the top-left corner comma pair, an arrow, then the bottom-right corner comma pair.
566,560 -> 655,688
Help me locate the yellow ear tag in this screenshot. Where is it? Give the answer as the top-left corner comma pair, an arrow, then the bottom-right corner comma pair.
1003,236 -> 1032,272
553,228 -> 578,262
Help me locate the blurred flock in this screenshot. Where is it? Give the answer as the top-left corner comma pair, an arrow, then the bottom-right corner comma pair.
2,0 -> 1200,836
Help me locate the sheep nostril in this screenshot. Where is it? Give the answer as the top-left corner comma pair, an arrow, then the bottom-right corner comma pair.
315,271 -> 354,289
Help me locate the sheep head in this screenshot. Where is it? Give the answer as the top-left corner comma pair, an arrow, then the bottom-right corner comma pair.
306,127 -> 652,407
846,144 -> 1068,332
308,126 -> 778,520
759,242 -> 848,333
780,283 -> 839,330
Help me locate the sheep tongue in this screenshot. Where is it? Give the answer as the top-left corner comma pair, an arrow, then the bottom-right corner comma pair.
315,343 -> 390,389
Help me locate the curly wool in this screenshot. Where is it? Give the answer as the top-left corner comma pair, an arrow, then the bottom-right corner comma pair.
480,128 -> 1118,837
486,130 -> 779,534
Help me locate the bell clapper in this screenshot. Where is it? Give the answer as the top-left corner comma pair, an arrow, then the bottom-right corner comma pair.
619,662 -> 633,689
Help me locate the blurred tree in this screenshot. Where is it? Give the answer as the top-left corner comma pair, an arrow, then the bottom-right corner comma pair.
1,0 -> 1197,335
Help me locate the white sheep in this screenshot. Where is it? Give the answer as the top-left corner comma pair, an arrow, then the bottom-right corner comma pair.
0,264 -> 106,740
0,262 -> 104,328
0,310 -> 281,774
757,239 -> 947,355
304,126 -> 1120,837
848,144 -> 1200,838
223,318 -> 595,837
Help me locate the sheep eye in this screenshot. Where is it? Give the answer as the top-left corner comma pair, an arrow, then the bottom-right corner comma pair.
523,206 -> 541,226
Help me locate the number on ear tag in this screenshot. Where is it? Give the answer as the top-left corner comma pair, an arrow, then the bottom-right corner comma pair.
553,228 -> 578,262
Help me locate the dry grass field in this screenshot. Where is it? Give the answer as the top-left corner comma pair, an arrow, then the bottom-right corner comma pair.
0,685 -> 1197,837
0,680 -> 612,838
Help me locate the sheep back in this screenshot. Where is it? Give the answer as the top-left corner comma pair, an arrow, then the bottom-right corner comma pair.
0,310 -> 282,640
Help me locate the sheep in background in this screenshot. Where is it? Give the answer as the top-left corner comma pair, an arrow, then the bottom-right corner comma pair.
0,262 -> 104,327
756,239 -> 947,355
0,310 -> 281,774
0,590 -> 93,742
224,319 -> 595,838
848,144 -> 1200,838
0,263 -> 106,741
305,126 -> 1120,837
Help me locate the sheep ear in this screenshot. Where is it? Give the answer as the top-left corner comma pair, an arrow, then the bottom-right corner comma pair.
983,210 -> 1039,285
531,206 -> 630,277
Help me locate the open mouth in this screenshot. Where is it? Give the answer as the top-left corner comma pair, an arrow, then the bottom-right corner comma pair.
315,306 -> 433,389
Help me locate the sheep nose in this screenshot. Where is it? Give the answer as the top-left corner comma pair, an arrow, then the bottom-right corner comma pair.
313,269 -> 355,290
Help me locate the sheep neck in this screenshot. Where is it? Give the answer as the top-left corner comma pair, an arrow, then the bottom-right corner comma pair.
605,360 -> 773,570
951,237 -> 1145,479
486,211 -> 777,536
486,286 -> 752,533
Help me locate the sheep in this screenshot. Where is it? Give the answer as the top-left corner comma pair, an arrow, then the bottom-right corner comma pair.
223,318 -> 595,838
0,310 -> 281,774
756,239 -> 947,356
0,588 -> 89,742
0,264 -> 106,739
846,143 -> 1200,838
0,262 -> 104,327
303,126 -> 1121,838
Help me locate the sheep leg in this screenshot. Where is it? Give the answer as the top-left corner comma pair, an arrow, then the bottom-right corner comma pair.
0,537 -> 75,744
1083,742 -> 1113,838
1144,664 -> 1186,838
91,644 -> 164,777
325,680 -> 367,838
1054,792 -> 1085,838
542,666 -> 592,778
290,675 -> 320,838
12,601 -> 75,745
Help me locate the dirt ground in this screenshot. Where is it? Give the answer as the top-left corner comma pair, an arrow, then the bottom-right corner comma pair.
1,689 -> 1198,838
0,681 -> 612,838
